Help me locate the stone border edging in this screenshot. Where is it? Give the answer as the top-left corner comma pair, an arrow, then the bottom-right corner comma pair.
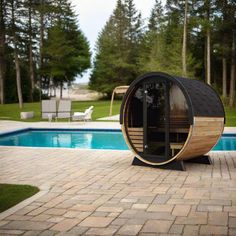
0,189 -> 49,221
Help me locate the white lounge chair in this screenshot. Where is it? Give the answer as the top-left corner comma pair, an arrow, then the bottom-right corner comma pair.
72,106 -> 94,121
57,100 -> 71,119
41,100 -> 57,121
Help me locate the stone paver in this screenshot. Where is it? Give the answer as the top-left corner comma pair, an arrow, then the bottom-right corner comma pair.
172,205 -> 191,216
44,208 -> 66,216
28,207 -> 48,216
183,225 -> 199,236
197,204 -> 223,212
229,216 -> 236,228
31,214 -> 51,222
208,212 -> 228,226
141,220 -> 173,233
50,218 -> 81,232
117,224 -> 143,235
0,121 -> 236,235
2,221 -> 53,231
79,216 -> 114,228
96,206 -> 123,213
169,224 -> 184,234
0,229 -> 25,235
39,230 -> 58,236
23,230 -> 41,235
0,221 -> 9,227
131,204 -> 149,210
71,204 -> 97,212
200,225 -> 228,235
173,211 -> 208,225
85,227 -> 117,235
147,204 -> 174,212
68,226 -> 88,235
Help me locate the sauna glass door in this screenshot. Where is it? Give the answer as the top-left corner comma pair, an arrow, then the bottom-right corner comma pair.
143,80 -> 170,160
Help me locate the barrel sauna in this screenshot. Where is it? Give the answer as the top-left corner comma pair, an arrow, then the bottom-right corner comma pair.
120,72 -> 225,170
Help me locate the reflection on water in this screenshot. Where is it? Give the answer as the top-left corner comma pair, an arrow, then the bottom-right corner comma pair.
0,130 -> 129,150
0,130 -> 235,151
213,136 -> 236,151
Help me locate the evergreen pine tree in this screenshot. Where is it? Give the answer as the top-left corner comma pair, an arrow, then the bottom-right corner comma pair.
90,0 -> 143,95
43,0 -> 90,98
138,0 -> 164,73
163,0 -> 197,77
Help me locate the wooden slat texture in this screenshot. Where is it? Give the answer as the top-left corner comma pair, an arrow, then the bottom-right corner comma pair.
129,136 -> 143,140
132,140 -> 143,144
133,144 -> 143,148
176,117 -> 224,161
127,127 -> 144,152
127,127 -> 143,131
170,143 -> 184,149
128,131 -> 143,135
136,148 -> 143,152
123,113 -> 224,165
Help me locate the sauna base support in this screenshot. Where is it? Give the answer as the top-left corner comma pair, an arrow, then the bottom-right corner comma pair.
185,155 -> 212,165
132,157 -> 186,171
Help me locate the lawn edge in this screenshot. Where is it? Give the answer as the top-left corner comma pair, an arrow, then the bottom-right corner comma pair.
0,188 -> 49,221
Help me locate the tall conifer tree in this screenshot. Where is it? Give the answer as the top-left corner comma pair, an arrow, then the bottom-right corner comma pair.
43,0 -> 90,98
90,0 -> 143,95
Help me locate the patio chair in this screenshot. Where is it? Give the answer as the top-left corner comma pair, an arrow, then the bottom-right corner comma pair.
41,100 -> 57,121
56,100 -> 72,120
72,106 -> 94,121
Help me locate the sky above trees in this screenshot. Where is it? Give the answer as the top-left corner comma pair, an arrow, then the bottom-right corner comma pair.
71,0 -> 166,83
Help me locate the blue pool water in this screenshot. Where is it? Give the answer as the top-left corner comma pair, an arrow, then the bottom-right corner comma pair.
0,129 -> 129,150
0,129 -> 235,151
212,134 -> 236,151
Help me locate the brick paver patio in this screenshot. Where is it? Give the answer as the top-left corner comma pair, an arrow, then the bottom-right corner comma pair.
0,145 -> 236,235
0,121 -> 236,235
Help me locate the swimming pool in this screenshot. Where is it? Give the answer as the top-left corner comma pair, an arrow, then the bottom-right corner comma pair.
0,129 -> 235,151
0,129 -> 129,150
212,134 -> 236,151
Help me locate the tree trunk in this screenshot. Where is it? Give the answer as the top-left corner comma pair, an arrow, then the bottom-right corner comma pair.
11,0 -> 23,108
221,1 -> 228,98
60,82 -> 63,99
29,44 -> 34,100
28,0 -> 35,101
206,28 -> 211,85
222,57 -> 227,98
0,0 -> 5,104
39,0 -> 44,101
14,50 -> 23,108
229,32 -> 235,107
39,1 -> 44,74
182,0 -> 188,77
205,1 -> 211,85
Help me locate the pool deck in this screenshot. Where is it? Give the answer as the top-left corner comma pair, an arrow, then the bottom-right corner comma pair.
0,121 -> 236,235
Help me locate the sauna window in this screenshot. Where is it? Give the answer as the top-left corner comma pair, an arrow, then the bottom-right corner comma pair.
169,84 -> 190,156
128,86 -> 143,127
145,81 -> 166,156
143,82 -> 190,158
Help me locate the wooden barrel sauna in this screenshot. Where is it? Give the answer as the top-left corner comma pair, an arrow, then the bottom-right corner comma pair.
120,72 -> 225,169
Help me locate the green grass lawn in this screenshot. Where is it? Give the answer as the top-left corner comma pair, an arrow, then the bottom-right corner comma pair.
0,100 -> 235,126
0,184 -> 39,213
224,106 -> 236,127
0,100 -> 122,122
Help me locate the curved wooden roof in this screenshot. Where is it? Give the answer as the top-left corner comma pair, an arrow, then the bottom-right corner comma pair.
120,72 -> 225,125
